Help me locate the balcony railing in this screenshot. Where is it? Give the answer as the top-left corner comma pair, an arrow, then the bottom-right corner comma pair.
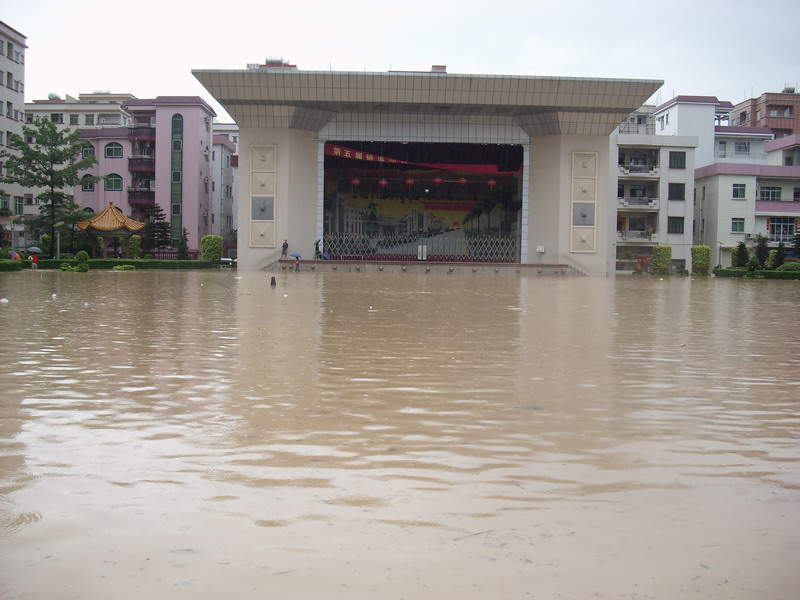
128,126 -> 156,141
618,123 -> 656,135
127,189 -> 155,205
617,230 -> 655,242
716,151 -> 768,160
619,164 -> 659,176
770,233 -> 796,244
128,156 -> 156,171
618,196 -> 660,209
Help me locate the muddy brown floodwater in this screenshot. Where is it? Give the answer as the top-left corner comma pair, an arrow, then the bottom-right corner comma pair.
0,269 -> 798,599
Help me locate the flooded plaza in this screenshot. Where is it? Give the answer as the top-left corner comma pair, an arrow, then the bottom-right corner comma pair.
0,268 -> 798,600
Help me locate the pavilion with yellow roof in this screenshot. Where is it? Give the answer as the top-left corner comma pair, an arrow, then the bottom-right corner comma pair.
76,202 -> 145,257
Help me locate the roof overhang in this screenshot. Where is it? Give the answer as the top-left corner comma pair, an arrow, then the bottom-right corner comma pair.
193,69 -> 662,136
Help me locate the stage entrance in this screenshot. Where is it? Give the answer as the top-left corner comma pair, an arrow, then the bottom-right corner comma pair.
322,141 -> 523,262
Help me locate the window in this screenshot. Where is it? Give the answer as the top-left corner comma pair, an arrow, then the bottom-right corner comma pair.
629,184 -> 647,198
105,173 -> 122,191
769,217 -> 795,241
667,217 -> 684,234
84,114 -> 94,126
668,183 -> 685,200
172,204 -> 181,215
105,142 -> 123,158
731,218 -> 745,233
0,131 -> 3,145
69,114 -> 79,125
82,144 -> 95,158
669,151 -> 686,169
81,175 -> 95,192
732,184 -> 746,199
718,141 -> 726,157
794,188 -> 800,201
734,141 -> 750,155
172,140 -> 182,151
14,196 -> 23,215
171,171 -> 181,183
759,186 -> 781,202
51,113 -> 63,124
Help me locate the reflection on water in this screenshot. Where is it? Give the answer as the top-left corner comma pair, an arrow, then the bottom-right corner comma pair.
0,270 -> 798,599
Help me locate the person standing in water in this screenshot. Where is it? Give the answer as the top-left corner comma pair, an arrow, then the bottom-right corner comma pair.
282,239 -> 289,258
294,255 -> 301,272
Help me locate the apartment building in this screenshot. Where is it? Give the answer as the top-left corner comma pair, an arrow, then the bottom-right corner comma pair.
25,92 -> 134,129
0,20 -> 27,248
211,130 -> 236,248
695,133 -> 800,266
610,104 -> 698,272
731,87 -> 800,139
72,96 -> 217,253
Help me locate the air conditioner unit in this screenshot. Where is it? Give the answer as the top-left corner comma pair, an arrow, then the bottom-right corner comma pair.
744,233 -> 754,240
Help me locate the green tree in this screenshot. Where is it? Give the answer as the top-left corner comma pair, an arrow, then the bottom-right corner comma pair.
128,234 -> 142,259
200,234 -> 223,262
754,233 -> 769,267
774,242 -> 786,269
142,204 -> 171,253
176,227 -> 190,260
0,119 -> 99,258
651,245 -> 672,275
733,241 -> 749,268
691,245 -> 711,275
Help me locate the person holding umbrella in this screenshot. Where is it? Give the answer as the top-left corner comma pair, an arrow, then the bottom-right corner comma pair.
290,252 -> 302,272
28,246 -> 42,269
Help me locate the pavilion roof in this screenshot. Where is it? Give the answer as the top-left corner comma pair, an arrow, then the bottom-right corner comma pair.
76,202 -> 145,233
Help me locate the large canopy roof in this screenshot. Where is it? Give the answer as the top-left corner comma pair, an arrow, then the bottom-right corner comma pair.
193,67 -> 663,136
77,202 -> 145,236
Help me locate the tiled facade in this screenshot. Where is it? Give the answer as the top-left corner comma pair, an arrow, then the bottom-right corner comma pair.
194,65 -> 661,275
0,20 -> 27,248
731,88 -> 800,139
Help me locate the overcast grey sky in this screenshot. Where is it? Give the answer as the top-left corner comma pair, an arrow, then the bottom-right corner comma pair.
5,0 -> 799,123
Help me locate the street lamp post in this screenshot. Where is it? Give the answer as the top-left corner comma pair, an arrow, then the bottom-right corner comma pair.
10,214 -> 24,250
54,221 -> 65,260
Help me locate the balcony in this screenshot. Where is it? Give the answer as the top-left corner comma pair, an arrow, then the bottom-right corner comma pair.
128,189 -> 155,205
618,123 -> 656,135
128,126 -> 156,141
128,156 -> 156,172
617,230 -> 656,243
619,164 -> 659,177
618,196 -> 659,210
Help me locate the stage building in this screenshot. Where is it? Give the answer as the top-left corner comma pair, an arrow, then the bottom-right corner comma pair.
193,63 -> 661,275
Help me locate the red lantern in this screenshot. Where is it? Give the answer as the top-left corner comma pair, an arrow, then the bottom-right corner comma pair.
405,178 -> 415,187
487,179 -> 497,188
458,177 -> 468,186
351,178 -> 361,186
378,179 -> 389,187
433,177 -> 443,185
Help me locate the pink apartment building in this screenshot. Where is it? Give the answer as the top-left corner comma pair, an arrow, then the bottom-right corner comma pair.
73,96 -> 216,253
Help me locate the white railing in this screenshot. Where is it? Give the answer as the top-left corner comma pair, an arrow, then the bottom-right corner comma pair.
618,197 -> 659,209
619,164 -> 659,175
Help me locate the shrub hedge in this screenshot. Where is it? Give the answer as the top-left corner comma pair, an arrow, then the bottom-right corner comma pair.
0,259 -> 24,271
714,268 -> 800,280
27,258 -> 217,270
